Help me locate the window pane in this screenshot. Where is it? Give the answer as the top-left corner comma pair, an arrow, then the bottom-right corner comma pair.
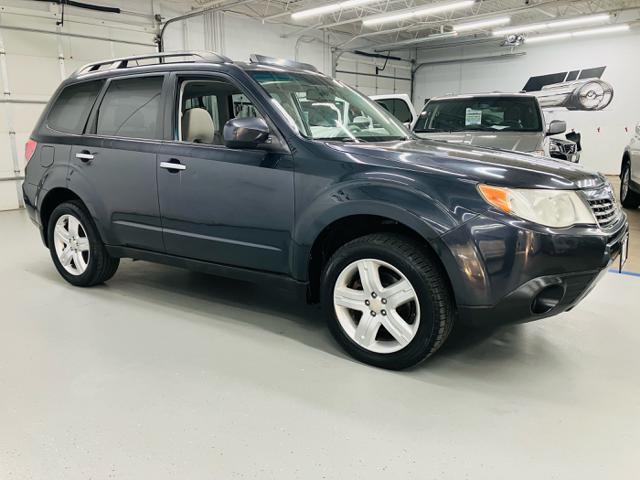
376,99 -> 412,123
415,96 -> 542,133
47,81 -> 102,134
231,93 -> 261,119
250,70 -> 407,142
96,77 -> 163,139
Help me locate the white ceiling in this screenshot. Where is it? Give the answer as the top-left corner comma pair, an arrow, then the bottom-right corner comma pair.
197,0 -> 640,51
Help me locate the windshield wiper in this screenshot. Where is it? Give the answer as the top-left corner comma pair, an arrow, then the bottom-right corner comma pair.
315,137 -> 358,142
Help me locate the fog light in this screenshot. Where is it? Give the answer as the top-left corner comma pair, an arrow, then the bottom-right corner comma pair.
531,284 -> 565,314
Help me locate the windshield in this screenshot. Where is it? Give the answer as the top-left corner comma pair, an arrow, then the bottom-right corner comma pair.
249,70 -> 409,142
414,96 -> 542,133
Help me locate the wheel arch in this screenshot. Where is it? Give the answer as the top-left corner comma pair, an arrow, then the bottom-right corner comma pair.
621,150 -> 631,177
302,212 -> 455,304
39,187 -> 92,247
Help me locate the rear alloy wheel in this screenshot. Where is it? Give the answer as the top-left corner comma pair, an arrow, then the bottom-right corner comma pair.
621,163 -> 640,209
321,233 -> 454,370
48,201 -> 119,287
53,214 -> 91,276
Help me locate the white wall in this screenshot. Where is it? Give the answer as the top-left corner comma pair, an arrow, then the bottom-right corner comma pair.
0,0 -> 174,210
413,29 -> 640,174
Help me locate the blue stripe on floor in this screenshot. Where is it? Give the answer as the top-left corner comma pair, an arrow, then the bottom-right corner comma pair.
608,269 -> 640,277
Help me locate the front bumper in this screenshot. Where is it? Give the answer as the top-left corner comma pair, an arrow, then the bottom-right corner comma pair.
435,211 -> 628,326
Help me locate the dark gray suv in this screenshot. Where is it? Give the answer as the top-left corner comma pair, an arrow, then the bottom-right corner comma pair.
23,51 -> 629,369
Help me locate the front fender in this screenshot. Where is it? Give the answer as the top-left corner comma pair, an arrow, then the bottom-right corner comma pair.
291,177 -> 460,280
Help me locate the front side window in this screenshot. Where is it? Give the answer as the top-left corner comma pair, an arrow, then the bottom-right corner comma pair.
249,70 -> 408,142
96,76 -> 163,139
178,79 -> 263,145
47,81 -> 103,134
414,96 -> 543,133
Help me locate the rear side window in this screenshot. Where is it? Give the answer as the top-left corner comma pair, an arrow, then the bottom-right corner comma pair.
47,81 -> 102,134
96,76 -> 163,139
375,98 -> 412,124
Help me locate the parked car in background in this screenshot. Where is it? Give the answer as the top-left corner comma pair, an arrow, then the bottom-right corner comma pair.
412,93 -> 567,156
547,135 -> 580,163
620,122 -> 640,208
23,52 -> 629,370
371,93 -> 418,129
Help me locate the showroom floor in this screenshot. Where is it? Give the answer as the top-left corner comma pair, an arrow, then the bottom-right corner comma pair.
1,203 -> 639,479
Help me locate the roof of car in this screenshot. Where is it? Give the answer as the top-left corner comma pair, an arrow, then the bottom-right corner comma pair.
69,51 -> 322,83
429,92 -> 536,101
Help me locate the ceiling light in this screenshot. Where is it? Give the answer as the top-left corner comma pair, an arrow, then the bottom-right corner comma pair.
373,31 -> 459,49
526,24 -> 629,43
493,13 -> 610,36
362,0 -> 475,26
291,0 -> 379,20
452,16 -> 510,32
573,24 -> 630,37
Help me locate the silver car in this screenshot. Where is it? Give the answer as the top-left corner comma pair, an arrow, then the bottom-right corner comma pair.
413,93 -> 569,157
621,122 -> 640,209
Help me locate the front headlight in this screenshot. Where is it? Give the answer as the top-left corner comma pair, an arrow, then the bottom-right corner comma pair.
478,184 -> 595,228
548,140 -> 561,153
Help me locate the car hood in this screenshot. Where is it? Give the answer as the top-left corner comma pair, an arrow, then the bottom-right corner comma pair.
327,138 -> 604,190
414,131 -> 544,152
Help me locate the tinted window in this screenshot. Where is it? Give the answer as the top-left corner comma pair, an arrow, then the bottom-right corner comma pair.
96,76 -> 163,139
375,98 -> 412,124
178,79 -> 263,145
47,81 -> 102,134
414,96 -> 542,133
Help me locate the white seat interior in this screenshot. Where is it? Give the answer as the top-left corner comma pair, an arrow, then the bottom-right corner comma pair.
182,107 -> 215,144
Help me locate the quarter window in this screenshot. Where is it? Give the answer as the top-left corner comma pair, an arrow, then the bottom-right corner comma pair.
96,76 -> 163,139
47,81 -> 103,134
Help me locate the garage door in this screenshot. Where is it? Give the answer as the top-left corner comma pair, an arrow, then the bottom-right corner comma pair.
0,7 -> 156,210
335,53 -> 412,97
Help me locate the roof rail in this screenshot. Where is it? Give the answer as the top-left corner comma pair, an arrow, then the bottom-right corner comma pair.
73,51 -> 232,77
249,54 -> 319,72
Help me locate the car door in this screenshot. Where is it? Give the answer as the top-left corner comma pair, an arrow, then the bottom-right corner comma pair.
68,74 -> 166,251
156,74 -> 294,274
631,122 -> 640,184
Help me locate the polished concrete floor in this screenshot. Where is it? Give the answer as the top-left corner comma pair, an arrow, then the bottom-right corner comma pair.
1,207 -> 639,480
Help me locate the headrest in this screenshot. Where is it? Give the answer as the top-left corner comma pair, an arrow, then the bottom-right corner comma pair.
182,108 -> 215,143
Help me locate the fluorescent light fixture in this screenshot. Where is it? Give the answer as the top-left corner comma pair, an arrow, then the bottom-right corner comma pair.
525,32 -> 572,43
573,24 -> 630,37
291,0 -> 379,20
493,13 -> 610,36
526,24 -> 629,43
373,31 -> 459,49
452,16 -> 510,32
362,0 -> 475,26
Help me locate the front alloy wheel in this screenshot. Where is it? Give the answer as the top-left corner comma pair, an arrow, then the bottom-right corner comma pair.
321,233 -> 454,370
334,259 -> 420,354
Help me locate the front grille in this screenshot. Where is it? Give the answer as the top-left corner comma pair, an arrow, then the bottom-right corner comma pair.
584,186 -> 621,229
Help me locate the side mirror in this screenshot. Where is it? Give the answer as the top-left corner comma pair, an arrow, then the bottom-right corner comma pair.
547,120 -> 567,136
635,122 -> 640,136
223,117 -> 270,149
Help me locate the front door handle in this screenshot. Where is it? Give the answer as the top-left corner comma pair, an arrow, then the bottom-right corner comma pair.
75,151 -> 94,162
160,160 -> 186,172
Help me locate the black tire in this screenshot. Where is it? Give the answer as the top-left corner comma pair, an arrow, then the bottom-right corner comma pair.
47,200 -> 119,287
621,162 -> 640,209
321,233 -> 454,370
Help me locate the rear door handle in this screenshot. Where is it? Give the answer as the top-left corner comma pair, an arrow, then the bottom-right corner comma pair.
160,161 -> 186,172
75,152 -> 94,162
